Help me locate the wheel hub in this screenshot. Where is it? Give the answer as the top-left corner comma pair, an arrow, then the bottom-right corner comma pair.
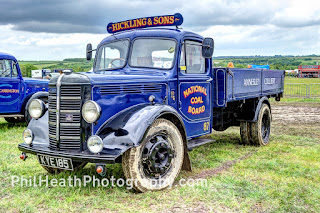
142,134 -> 174,177
261,111 -> 270,142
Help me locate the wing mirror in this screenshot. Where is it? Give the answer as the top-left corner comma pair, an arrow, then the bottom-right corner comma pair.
202,38 -> 214,58
86,43 -> 93,61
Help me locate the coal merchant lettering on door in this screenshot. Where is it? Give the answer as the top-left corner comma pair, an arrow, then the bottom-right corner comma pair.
180,83 -> 211,121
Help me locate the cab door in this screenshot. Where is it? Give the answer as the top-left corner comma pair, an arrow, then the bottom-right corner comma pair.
0,60 -> 21,113
178,39 -> 213,138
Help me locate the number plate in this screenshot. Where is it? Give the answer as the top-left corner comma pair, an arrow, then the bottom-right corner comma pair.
37,154 -> 73,170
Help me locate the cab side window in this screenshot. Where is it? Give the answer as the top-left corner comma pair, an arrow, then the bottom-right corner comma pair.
179,44 -> 185,73
12,61 -> 18,77
180,40 -> 205,74
0,60 -> 12,77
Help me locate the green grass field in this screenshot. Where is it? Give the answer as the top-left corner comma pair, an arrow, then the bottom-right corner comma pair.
285,77 -> 320,84
0,101 -> 319,212
19,59 -> 93,74
19,61 -> 63,69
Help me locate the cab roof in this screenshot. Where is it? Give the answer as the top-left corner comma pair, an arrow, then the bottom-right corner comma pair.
98,28 -> 203,47
0,52 -> 17,61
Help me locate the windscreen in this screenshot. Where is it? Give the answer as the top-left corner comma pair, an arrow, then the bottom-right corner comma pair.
130,39 -> 176,69
94,39 -> 130,71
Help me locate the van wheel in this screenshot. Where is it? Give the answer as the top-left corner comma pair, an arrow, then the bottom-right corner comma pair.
250,104 -> 271,146
240,121 -> 252,145
4,117 -> 25,123
41,162 -> 87,174
122,118 -> 184,192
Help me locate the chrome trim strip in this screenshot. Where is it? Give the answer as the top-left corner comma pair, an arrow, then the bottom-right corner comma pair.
60,96 -> 81,100
60,110 -> 81,113
60,136 -> 81,140
56,74 -> 65,144
48,109 -> 56,112
49,134 -> 56,139
49,96 -> 56,100
49,121 -> 56,125
60,123 -> 81,127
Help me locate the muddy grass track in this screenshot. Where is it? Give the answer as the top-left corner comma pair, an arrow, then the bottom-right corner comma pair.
193,150 -> 257,179
272,102 -> 320,124
191,102 -> 320,179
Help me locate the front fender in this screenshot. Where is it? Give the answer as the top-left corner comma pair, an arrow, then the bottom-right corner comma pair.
96,103 -> 187,153
27,111 -> 49,146
24,91 -> 49,112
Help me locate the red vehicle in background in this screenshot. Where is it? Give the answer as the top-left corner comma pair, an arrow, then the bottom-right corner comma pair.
298,65 -> 320,78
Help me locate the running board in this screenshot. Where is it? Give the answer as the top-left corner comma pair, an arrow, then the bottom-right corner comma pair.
187,138 -> 215,151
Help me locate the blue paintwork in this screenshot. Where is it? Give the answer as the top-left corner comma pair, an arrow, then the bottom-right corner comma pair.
87,29 -> 212,139
0,52 -> 49,115
226,68 -> 284,101
86,28 -> 284,141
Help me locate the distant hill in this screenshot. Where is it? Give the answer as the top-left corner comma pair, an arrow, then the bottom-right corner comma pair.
213,56 -> 320,70
19,55 -> 320,77
19,58 -> 93,75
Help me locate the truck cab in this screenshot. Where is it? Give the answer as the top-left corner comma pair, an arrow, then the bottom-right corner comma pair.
87,28 -> 213,138
18,14 -> 284,192
0,52 -> 49,123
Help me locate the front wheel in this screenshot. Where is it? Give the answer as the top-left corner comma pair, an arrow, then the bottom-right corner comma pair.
250,104 -> 271,146
122,118 -> 184,192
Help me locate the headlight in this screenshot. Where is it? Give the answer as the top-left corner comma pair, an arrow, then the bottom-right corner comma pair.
28,99 -> 45,119
82,100 -> 101,123
23,129 -> 33,145
87,135 -> 103,154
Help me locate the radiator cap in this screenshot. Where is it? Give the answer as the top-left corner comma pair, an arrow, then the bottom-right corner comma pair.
63,69 -> 72,75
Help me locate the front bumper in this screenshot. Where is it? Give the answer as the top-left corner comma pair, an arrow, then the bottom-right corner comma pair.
18,143 -> 119,164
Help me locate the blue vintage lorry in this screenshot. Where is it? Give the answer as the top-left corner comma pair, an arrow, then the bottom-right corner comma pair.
0,52 -> 49,123
18,14 -> 284,192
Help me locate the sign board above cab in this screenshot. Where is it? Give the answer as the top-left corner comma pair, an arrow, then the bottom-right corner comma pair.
107,13 -> 183,34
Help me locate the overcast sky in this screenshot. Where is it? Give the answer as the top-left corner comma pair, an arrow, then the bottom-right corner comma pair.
0,0 -> 319,60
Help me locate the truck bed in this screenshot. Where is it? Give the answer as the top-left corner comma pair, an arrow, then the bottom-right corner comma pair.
213,68 -> 285,107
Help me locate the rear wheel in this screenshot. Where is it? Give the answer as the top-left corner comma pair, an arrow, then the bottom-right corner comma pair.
240,121 -> 252,145
250,104 -> 271,146
122,118 -> 184,192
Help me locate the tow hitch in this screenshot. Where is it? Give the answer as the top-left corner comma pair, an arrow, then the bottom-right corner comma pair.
20,152 -> 28,161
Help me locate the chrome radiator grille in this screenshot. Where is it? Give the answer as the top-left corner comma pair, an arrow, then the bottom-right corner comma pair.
48,85 -> 82,151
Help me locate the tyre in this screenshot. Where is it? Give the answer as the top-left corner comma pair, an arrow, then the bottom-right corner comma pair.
122,118 -> 184,192
25,96 -> 48,123
250,104 -> 271,146
240,121 -> 252,145
4,117 -> 25,123
41,162 -> 87,174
